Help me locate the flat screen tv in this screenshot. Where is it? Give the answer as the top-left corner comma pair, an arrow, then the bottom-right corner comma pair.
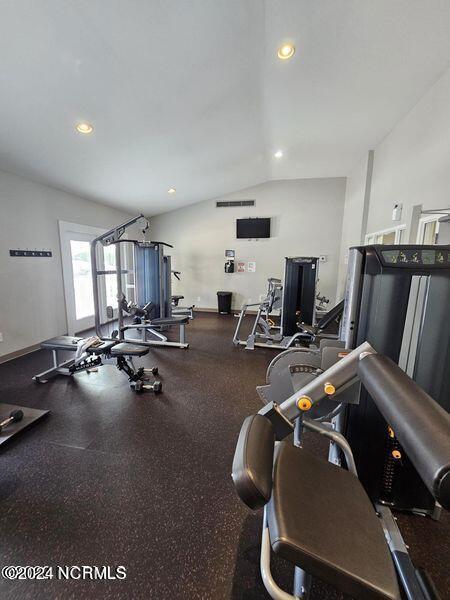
236,218 -> 271,239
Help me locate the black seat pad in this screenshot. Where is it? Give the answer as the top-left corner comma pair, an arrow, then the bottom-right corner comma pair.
150,316 -> 189,325
316,299 -> 344,331
40,336 -> 83,351
110,343 -> 149,357
267,443 -> 400,600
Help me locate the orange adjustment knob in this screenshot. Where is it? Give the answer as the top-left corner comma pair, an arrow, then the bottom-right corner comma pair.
324,382 -> 336,395
297,396 -> 312,411
392,450 -> 402,460
388,427 -> 395,438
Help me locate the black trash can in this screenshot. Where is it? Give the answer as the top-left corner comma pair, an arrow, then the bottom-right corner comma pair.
217,291 -> 232,315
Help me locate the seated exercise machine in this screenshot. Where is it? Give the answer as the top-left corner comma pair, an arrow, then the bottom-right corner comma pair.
233,277 -> 285,349
256,244 -> 449,512
33,336 -> 162,393
232,243 -> 450,598
233,257 -> 343,350
232,343 -> 450,600
171,271 -> 195,319
233,257 -> 320,350
91,215 -> 190,349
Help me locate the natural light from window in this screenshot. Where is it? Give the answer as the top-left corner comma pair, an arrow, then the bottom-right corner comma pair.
70,240 -> 94,319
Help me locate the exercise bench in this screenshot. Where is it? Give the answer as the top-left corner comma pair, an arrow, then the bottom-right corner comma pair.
33,336 -> 162,393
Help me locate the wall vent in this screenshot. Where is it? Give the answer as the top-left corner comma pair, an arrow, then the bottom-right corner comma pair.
216,200 -> 255,208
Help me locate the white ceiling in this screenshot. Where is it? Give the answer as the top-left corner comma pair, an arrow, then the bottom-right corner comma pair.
0,1 -> 449,215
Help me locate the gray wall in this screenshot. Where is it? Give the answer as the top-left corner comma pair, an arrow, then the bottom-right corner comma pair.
337,65 -> 450,294
367,65 -> 450,236
0,169 -> 132,358
150,178 -> 346,311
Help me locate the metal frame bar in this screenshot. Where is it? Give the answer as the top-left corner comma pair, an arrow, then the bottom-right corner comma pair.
303,418 -> 357,476
120,322 -> 189,349
91,215 -> 146,339
237,332 -> 307,351
377,505 -> 429,600
260,507 -> 300,600
33,349 -> 100,383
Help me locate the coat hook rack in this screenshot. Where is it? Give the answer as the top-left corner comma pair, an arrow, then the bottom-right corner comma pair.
9,249 -> 52,257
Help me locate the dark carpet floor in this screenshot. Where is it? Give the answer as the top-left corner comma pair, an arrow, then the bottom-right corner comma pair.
0,313 -> 448,600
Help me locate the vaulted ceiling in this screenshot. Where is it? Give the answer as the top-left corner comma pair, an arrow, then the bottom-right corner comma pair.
0,1 -> 449,214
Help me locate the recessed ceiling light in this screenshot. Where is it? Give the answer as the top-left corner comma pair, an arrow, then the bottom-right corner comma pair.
274,150 -> 283,158
168,187 -> 176,194
76,122 -> 94,134
277,43 -> 295,60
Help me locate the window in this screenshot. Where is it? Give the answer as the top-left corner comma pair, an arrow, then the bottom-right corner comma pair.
70,240 -> 94,320
417,216 -> 440,245
60,220 -> 115,335
103,244 -> 118,309
365,225 -> 405,245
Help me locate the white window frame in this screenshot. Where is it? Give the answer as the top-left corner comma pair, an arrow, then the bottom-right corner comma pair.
416,214 -> 440,245
365,224 -> 406,245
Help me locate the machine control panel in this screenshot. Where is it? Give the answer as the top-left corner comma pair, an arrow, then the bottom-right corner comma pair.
376,245 -> 450,268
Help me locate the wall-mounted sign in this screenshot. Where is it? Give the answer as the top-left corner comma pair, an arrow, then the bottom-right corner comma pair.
237,262 -> 246,273
248,261 -> 256,273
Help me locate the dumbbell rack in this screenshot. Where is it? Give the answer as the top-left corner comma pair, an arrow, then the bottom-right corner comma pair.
0,403 -> 49,447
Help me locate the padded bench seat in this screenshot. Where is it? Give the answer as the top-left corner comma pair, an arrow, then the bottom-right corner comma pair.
150,316 -> 189,326
40,336 -> 83,351
110,343 -> 149,357
267,442 -> 400,600
41,337 -> 117,356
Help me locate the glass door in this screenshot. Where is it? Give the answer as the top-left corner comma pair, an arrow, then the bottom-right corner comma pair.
69,236 -> 96,332
102,243 -> 119,315
60,221 -> 109,335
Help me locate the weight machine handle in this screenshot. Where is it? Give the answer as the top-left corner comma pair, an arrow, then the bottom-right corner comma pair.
358,353 -> 450,510
150,241 -> 174,248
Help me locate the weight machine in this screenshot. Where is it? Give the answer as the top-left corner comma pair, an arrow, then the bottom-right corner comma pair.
233,257 -> 319,350
255,244 -> 450,514
91,215 -> 190,349
233,342 -> 450,600
232,243 -> 450,598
